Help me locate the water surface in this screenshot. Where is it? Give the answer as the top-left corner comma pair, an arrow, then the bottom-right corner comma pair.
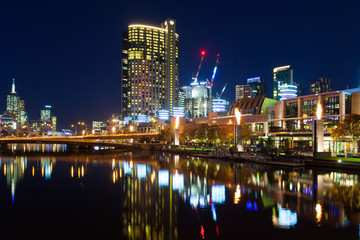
0,144 -> 359,239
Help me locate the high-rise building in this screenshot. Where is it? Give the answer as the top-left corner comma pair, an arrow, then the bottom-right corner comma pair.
235,85 -> 252,101
121,18 -> 179,119
41,105 -> 52,121
310,78 -> 332,94
5,78 -> 27,124
247,77 -> 266,98
41,105 -> 56,131
273,65 -> 293,101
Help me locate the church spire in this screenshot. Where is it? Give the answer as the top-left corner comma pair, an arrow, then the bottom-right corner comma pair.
11,78 -> 16,93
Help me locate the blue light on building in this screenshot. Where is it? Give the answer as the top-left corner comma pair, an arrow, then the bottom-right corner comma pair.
279,84 -> 298,101
173,107 -> 184,118
159,110 -> 170,120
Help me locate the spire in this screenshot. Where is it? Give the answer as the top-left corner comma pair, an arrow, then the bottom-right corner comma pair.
11,78 -> 16,93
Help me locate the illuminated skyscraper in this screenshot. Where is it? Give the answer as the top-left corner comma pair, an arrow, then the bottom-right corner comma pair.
5,78 -> 27,124
121,18 -> 179,118
273,65 -> 293,101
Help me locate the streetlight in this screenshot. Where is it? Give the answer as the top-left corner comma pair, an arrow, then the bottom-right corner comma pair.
78,122 -> 88,135
71,124 -> 77,135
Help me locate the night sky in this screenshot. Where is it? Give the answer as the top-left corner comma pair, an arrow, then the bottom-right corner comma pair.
1,0 -> 360,129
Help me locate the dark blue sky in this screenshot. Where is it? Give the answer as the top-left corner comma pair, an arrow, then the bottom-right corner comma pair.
1,0 -> 359,129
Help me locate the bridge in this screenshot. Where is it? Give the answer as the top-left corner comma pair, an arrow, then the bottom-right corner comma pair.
0,132 -> 161,151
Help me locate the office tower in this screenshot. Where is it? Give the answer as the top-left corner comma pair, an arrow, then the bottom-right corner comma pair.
121,18 -> 179,118
247,77 -> 266,98
41,105 -> 56,132
41,105 -> 52,121
310,78 -> 332,94
235,85 -> 252,101
5,78 -> 27,124
273,65 -> 293,101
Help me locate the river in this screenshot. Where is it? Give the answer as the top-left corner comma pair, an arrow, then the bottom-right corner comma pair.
0,144 -> 359,239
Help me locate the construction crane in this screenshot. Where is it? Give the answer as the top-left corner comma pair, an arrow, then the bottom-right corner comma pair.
210,54 -> 220,86
193,50 -> 206,83
217,82 -> 228,99
207,53 -> 220,113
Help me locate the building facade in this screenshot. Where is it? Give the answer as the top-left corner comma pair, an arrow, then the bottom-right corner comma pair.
121,18 -> 179,119
235,85 -> 252,101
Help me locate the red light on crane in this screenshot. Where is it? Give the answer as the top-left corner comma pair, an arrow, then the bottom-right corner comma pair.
217,53 -> 220,57
201,50 -> 206,56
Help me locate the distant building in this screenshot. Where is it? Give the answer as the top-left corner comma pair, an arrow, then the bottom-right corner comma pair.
4,78 -> 27,125
40,105 -> 56,132
41,105 -> 52,121
121,18 -> 179,118
235,85 -> 252,101
273,65 -> 293,101
247,77 -> 266,98
310,78 -> 332,94
184,82 -> 211,118
178,86 -> 190,108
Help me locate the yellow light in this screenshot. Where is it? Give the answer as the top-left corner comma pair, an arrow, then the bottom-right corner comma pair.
234,108 -> 241,125
92,129 -> 95,135
175,117 -> 179,129
315,203 -> 322,223
82,130 -> 85,135
130,126 -> 134,132
234,185 -> 241,204
112,126 -> 116,133
316,102 -> 323,120
4,164 -> 6,176
71,166 -> 74,178
32,166 -> 35,176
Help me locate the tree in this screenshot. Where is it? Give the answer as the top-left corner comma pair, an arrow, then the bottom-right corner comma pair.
158,126 -> 174,143
179,127 -> 194,145
217,125 -> 234,146
333,115 -> 360,154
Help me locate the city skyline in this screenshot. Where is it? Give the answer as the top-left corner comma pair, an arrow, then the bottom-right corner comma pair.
1,1 -> 359,129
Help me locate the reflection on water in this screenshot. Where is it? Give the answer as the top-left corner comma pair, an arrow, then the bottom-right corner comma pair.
0,145 -> 359,239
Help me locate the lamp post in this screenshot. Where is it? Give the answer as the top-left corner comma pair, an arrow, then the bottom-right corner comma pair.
174,117 -> 180,146
313,102 -> 324,157
78,122 -> 88,135
71,124 -> 77,135
234,108 -> 242,151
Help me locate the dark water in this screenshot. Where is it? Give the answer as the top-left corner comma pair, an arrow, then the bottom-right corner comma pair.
0,144 -> 360,239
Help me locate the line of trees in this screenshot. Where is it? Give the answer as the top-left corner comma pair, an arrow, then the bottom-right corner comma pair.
158,123 -> 252,146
